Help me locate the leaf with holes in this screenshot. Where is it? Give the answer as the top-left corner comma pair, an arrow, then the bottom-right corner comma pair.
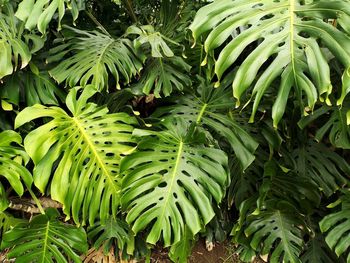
0,130 -> 32,212
190,0 -> 350,126
120,120 -> 229,246
48,27 -> 143,91
152,77 -> 258,170
1,208 -> 88,263
245,202 -> 305,263
15,85 -> 138,225
15,0 -> 85,34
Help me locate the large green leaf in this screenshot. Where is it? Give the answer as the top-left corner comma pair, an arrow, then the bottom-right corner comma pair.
320,192 -> 350,262
15,85 -> 138,225
1,208 -> 88,263
48,27 -> 143,91
0,130 -> 32,212
190,0 -> 350,127
120,120 -> 229,246
152,77 -> 258,170
15,0 -> 85,34
245,202 -> 305,263
0,4 -> 44,79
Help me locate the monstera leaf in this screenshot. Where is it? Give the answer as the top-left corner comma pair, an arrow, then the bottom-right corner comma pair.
120,120 -> 229,246
127,25 -> 192,97
15,0 -> 85,34
127,25 -> 178,58
299,105 -> 350,149
0,4 -> 44,79
256,161 -> 320,214
190,0 -> 350,127
301,233 -> 339,263
320,192 -> 350,262
1,64 -> 65,106
244,202 -> 306,263
0,130 -> 32,211
131,56 -> 191,97
153,77 -> 259,170
289,140 -> 349,197
15,85 -> 138,225
168,227 -> 195,263
88,217 -> 134,255
1,208 -> 88,263
0,212 -> 25,240
48,27 -> 143,91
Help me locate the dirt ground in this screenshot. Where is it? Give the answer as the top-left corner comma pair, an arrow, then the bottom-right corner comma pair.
149,241 -> 265,263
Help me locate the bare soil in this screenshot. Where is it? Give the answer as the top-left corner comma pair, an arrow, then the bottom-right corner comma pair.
149,241 -> 265,263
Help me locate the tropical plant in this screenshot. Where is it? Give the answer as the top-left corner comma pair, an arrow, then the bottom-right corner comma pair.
0,0 -> 350,262
190,0 -> 350,127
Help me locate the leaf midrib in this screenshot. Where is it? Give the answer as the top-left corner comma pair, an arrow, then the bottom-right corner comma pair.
159,141 -> 184,222
40,221 -> 50,263
276,211 -> 296,261
72,116 -> 119,195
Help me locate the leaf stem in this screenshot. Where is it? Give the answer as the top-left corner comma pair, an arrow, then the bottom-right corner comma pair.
85,10 -> 111,36
27,188 -> 45,215
123,0 -> 138,23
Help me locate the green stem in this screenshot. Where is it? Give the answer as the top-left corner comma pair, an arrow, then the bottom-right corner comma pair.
85,10 -> 111,36
27,188 -> 45,214
123,0 -> 138,23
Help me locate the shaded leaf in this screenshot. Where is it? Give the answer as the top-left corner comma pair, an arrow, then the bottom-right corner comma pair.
1,208 -> 88,263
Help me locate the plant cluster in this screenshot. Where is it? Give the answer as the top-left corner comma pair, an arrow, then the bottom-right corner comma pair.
0,0 -> 350,262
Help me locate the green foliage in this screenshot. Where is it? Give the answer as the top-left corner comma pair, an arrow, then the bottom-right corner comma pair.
1,208 -> 88,262
320,192 -> 350,262
0,0 -> 349,262
128,25 -> 192,97
0,3 -> 44,79
0,130 -> 32,211
88,217 -> 134,255
299,105 -> 350,149
152,76 -> 258,170
289,140 -> 349,197
15,0 -> 84,34
121,120 -> 229,246
49,27 -> 143,91
15,85 -> 137,225
190,0 -> 350,126
245,204 -> 305,263
0,63 -> 64,106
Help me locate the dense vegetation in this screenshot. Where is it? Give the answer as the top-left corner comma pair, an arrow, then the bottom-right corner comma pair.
1,0 -> 350,262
